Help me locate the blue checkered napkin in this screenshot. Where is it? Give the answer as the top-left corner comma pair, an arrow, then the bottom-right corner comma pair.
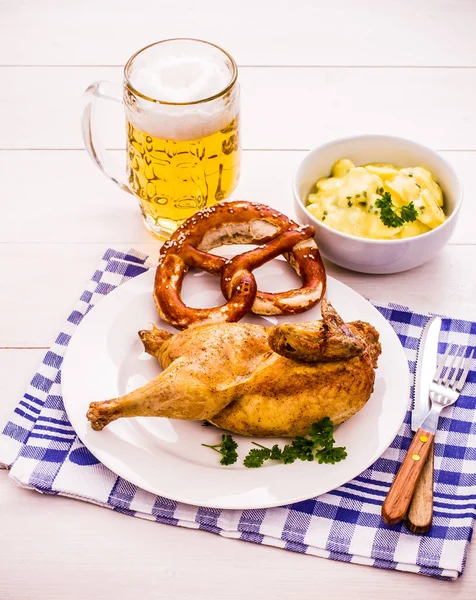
1,249 -> 475,580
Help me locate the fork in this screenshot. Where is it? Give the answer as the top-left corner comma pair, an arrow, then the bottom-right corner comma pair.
382,344 -> 474,526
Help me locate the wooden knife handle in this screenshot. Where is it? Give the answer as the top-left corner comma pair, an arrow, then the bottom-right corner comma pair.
406,441 -> 434,534
381,428 -> 435,525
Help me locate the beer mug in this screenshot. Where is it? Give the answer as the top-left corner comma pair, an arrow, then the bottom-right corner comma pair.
82,38 -> 240,238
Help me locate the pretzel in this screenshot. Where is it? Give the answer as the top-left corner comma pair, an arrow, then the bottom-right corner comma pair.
154,201 -> 326,329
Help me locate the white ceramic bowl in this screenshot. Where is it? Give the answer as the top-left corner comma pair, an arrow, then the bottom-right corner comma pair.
293,135 -> 463,274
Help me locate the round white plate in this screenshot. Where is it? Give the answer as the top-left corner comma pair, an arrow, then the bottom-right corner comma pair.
62,260 -> 409,510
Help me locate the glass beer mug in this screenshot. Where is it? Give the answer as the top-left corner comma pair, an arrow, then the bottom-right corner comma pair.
82,38 -> 240,239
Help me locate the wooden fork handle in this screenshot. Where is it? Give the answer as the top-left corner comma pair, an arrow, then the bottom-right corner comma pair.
381,428 -> 435,525
406,440 -> 434,534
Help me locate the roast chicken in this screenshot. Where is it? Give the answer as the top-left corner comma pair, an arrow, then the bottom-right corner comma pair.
87,300 -> 381,437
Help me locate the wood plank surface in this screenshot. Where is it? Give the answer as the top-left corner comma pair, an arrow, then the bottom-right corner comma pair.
0,468 -> 474,600
1,348 -> 476,596
1,0 -> 475,67
0,150 -> 472,244
1,0 -> 476,597
1,66 -> 476,150
1,243 -> 475,348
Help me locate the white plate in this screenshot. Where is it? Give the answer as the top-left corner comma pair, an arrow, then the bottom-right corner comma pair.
62,261 -> 409,510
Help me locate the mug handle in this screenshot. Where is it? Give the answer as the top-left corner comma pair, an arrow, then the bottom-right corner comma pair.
82,81 -> 132,194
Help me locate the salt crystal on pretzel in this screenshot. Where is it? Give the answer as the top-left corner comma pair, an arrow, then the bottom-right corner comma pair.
154,201 -> 326,329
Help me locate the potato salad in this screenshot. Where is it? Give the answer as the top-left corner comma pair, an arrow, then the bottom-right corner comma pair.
306,159 -> 446,239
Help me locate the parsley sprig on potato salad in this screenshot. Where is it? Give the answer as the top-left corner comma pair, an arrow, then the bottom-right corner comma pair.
306,159 -> 446,240
375,190 -> 419,228
202,418 -> 347,468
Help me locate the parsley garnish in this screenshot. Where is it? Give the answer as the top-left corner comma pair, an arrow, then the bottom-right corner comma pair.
203,419 -> 347,468
375,191 -> 418,228
242,448 -> 269,468
243,443 -> 282,468
202,434 -> 238,465
316,447 -> 348,464
243,418 -> 347,468
309,417 -> 334,446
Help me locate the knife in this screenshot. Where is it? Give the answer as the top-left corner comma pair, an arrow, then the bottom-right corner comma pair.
406,315 -> 441,534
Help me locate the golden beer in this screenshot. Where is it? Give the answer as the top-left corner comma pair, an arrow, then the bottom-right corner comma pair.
126,116 -> 240,233
82,39 -> 240,239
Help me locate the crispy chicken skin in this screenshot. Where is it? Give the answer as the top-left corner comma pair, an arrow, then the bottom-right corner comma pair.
87,300 -> 381,437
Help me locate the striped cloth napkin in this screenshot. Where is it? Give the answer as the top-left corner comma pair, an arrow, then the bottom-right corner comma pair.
1,248 -> 475,580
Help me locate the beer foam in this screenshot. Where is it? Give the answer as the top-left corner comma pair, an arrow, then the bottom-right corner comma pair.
131,56 -> 230,103
127,55 -> 238,141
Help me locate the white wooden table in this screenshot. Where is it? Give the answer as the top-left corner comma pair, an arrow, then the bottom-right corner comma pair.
1,1 -> 475,597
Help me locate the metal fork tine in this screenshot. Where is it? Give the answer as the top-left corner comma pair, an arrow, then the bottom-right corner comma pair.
440,344 -> 460,384
448,346 -> 465,387
455,348 -> 474,392
438,344 -> 457,384
434,344 -> 452,383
